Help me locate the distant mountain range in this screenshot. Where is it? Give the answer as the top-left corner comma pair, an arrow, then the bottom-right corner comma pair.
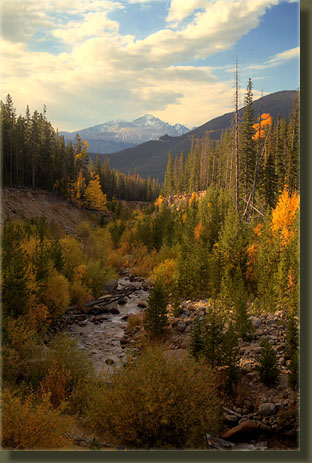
98,90 -> 298,180
60,114 -> 190,154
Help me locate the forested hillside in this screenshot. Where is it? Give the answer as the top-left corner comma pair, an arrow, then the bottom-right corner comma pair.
0,96 -> 160,203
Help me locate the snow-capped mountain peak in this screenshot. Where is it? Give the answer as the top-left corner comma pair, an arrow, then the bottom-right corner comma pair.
60,114 -> 190,151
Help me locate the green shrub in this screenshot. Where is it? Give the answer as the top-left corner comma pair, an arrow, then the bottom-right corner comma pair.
88,347 -> 222,449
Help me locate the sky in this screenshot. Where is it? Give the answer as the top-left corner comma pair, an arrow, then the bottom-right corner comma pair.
1,0 -> 299,131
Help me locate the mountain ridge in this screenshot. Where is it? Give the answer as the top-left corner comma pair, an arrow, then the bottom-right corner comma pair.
98,90 -> 298,180
60,114 -> 190,154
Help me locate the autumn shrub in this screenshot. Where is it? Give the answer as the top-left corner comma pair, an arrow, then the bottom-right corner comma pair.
151,258 -> 176,291
41,269 -> 70,318
88,347 -> 222,449
68,376 -> 103,416
2,387 -> 73,450
44,335 -> 94,388
39,361 -> 72,408
2,317 -> 44,385
70,264 -> 93,307
60,236 -> 84,280
131,244 -> 158,278
127,312 -> 144,331
86,259 -> 116,298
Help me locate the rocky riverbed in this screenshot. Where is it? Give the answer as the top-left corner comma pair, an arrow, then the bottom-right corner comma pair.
48,274 -> 151,374
48,274 -> 299,450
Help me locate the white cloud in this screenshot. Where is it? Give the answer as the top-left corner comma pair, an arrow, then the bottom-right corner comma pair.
1,0 -> 288,131
246,46 -> 300,70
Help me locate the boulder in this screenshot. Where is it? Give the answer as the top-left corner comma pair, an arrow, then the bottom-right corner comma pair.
103,279 -> 118,292
259,403 -> 276,417
137,301 -> 148,308
176,320 -> 186,332
109,307 -> 120,315
250,316 -> 262,328
205,435 -> 234,450
118,297 -> 127,305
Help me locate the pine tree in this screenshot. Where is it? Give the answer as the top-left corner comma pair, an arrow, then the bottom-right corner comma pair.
240,79 -> 256,201
232,272 -> 252,340
163,151 -> 174,196
189,316 -> 204,360
144,278 -> 169,337
223,321 -> 240,395
202,303 -> 225,368
257,338 -> 280,386
2,219 -> 29,318
288,349 -> 299,390
285,311 -> 298,360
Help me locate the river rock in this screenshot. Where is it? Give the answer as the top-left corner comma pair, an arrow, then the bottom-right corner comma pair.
118,297 -> 127,305
206,435 -> 234,450
109,307 -> 120,314
137,301 -> 148,308
176,320 -> 186,332
142,279 -> 153,290
103,279 -> 118,292
259,403 -> 276,416
250,316 -> 261,328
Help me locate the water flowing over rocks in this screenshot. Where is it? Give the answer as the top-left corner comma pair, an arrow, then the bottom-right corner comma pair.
49,287 -> 298,449
49,273 -> 149,375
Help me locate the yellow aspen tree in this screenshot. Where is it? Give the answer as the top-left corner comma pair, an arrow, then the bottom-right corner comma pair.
85,171 -> 107,210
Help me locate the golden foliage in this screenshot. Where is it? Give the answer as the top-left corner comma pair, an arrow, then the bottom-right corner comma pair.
253,223 -> 263,237
85,171 -> 107,210
194,222 -> 204,240
26,300 -> 50,333
189,191 -> 198,206
40,361 -> 72,407
151,259 -> 176,289
70,265 -> 93,308
60,236 -> 84,276
155,195 -> 164,207
271,188 -> 299,245
41,269 -> 70,318
2,388 -> 72,450
88,347 -> 222,448
253,113 -> 273,140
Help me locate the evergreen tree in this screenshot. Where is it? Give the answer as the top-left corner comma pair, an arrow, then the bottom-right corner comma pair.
202,304 -> 225,368
144,278 -> 169,337
163,151 -> 174,196
288,349 -> 299,390
257,338 -> 280,386
223,321 -> 240,395
285,310 -> 298,360
232,272 -> 252,340
240,79 -> 256,201
189,317 -> 204,360
2,220 -> 29,318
